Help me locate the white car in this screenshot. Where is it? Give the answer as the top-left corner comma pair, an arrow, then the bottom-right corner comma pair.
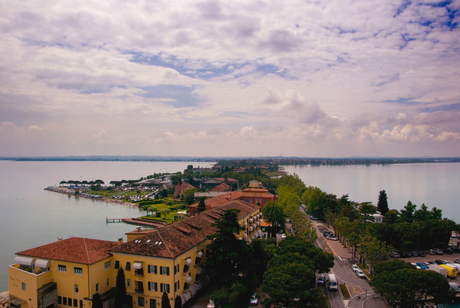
356,270 -> 366,278
250,293 -> 258,306
281,233 -> 286,239
352,264 -> 360,272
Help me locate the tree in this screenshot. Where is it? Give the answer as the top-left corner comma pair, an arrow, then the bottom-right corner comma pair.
174,295 -> 182,308
197,197 -> 206,213
358,202 -> 377,222
204,209 -> 254,288
182,188 -> 197,205
261,201 -> 286,238
114,268 -> 127,308
399,201 -> 416,223
377,190 -> 389,216
161,292 -> 171,308
371,262 -> 450,307
384,209 -> 399,224
92,293 -> 103,308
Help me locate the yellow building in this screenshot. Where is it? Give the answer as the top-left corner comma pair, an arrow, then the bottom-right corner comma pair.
5,200 -> 261,308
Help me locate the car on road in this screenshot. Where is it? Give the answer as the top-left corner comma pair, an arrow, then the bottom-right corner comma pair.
250,293 -> 258,306
410,251 -> 418,257
317,274 -> 326,286
417,251 -> 425,257
435,248 -> 443,255
416,262 -> 428,270
435,259 -> 448,265
207,300 -> 215,308
454,258 -> 460,264
326,236 -> 337,241
444,247 -> 454,254
390,252 -> 400,258
427,249 -> 437,255
356,270 -> 366,279
449,283 -> 460,293
352,264 -> 360,272
281,233 -> 286,239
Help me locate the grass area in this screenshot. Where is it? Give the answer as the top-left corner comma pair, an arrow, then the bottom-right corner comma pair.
140,211 -> 180,224
339,284 -> 351,299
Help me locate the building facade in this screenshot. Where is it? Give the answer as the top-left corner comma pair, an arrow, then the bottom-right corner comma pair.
5,200 -> 261,308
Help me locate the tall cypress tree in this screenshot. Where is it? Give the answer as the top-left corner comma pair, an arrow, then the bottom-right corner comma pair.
92,293 -> 103,308
377,190 -> 389,216
161,292 -> 171,308
174,295 -> 182,308
115,268 -> 127,308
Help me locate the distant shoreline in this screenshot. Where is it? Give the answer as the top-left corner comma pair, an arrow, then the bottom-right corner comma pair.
4,156 -> 460,166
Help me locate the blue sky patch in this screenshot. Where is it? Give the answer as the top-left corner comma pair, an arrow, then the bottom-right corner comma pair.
421,102 -> 460,112
137,85 -> 201,108
385,97 -> 421,105
126,52 -> 290,80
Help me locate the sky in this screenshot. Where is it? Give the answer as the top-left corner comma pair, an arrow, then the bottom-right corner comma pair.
1,0 -> 460,157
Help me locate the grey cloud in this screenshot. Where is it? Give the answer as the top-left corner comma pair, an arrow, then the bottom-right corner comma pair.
259,30 -> 302,53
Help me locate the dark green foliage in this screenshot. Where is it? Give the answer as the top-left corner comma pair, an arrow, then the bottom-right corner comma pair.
262,201 -> 286,238
174,295 -> 182,308
377,190 -> 389,216
371,262 -> 450,307
161,292 -> 171,308
197,197 -> 206,213
92,293 -> 103,308
114,268 -> 127,308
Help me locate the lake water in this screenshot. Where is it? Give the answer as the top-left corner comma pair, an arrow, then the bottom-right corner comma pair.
282,163 -> 460,222
0,160 -> 215,292
0,161 -> 459,292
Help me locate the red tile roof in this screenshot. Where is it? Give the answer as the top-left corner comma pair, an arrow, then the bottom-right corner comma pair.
241,188 -> 275,198
110,200 -> 259,259
17,237 -> 118,264
210,183 -> 231,192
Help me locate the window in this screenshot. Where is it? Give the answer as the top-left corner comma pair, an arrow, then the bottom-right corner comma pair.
148,282 -> 157,292
63,297 -> 67,305
74,267 -> 83,275
115,261 -> 120,269
175,281 -> 180,292
58,297 -> 62,304
160,266 -> 169,276
21,282 -> 26,291
96,283 -> 99,293
74,284 -> 79,294
67,298 -> 72,306
58,265 -> 67,273
104,261 -> 111,269
160,283 -> 170,293
149,299 -> 156,308
107,278 -> 110,287
127,279 -> 131,288
126,262 -> 131,271
138,297 -> 145,307
73,299 -> 78,307
80,300 -> 83,308
148,265 -> 157,274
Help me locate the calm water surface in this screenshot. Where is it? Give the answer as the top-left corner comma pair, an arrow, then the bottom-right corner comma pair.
1,161 -> 458,291
0,160 -> 214,292
282,163 -> 460,222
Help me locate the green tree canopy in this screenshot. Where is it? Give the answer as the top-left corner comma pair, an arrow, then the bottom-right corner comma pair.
377,190 -> 389,216
114,268 -> 127,308
92,293 -> 103,308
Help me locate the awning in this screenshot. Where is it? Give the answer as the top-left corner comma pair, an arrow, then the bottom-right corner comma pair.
185,258 -> 192,266
185,276 -> 192,284
196,267 -> 202,275
196,251 -> 203,258
10,297 -> 26,305
35,259 -> 50,268
189,284 -> 198,295
14,256 -> 34,266
181,291 -> 191,303
133,262 -> 143,270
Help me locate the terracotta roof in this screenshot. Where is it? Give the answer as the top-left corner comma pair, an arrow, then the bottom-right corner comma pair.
174,183 -> 196,197
17,237 -> 117,264
204,191 -> 244,209
241,188 -> 275,198
213,178 -> 238,183
210,183 -> 231,192
110,200 -> 259,259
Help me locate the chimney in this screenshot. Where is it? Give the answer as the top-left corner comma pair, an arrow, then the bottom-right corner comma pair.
118,238 -> 123,245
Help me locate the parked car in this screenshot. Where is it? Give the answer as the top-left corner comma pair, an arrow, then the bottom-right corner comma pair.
411,263 -> 421,269
356,270 -> 366,279
427,249 -> 437,255
317,274 -> 326,286
435,248 -> 443,255
449,283 -> 460,293
410,251 -> 418,257
435,259 -> 448,265
281,233 -> 286,239
399,251 -> 408,258
417,251 -> 425,257
250,293 -> 258,306
454,258 -> 460,264
416,262 -> 428,270
390,252 -> 400,258
352,264 -> 360,272
326,236 -> 338,241
444,247 -> 454,254
207,300 -> 215,308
